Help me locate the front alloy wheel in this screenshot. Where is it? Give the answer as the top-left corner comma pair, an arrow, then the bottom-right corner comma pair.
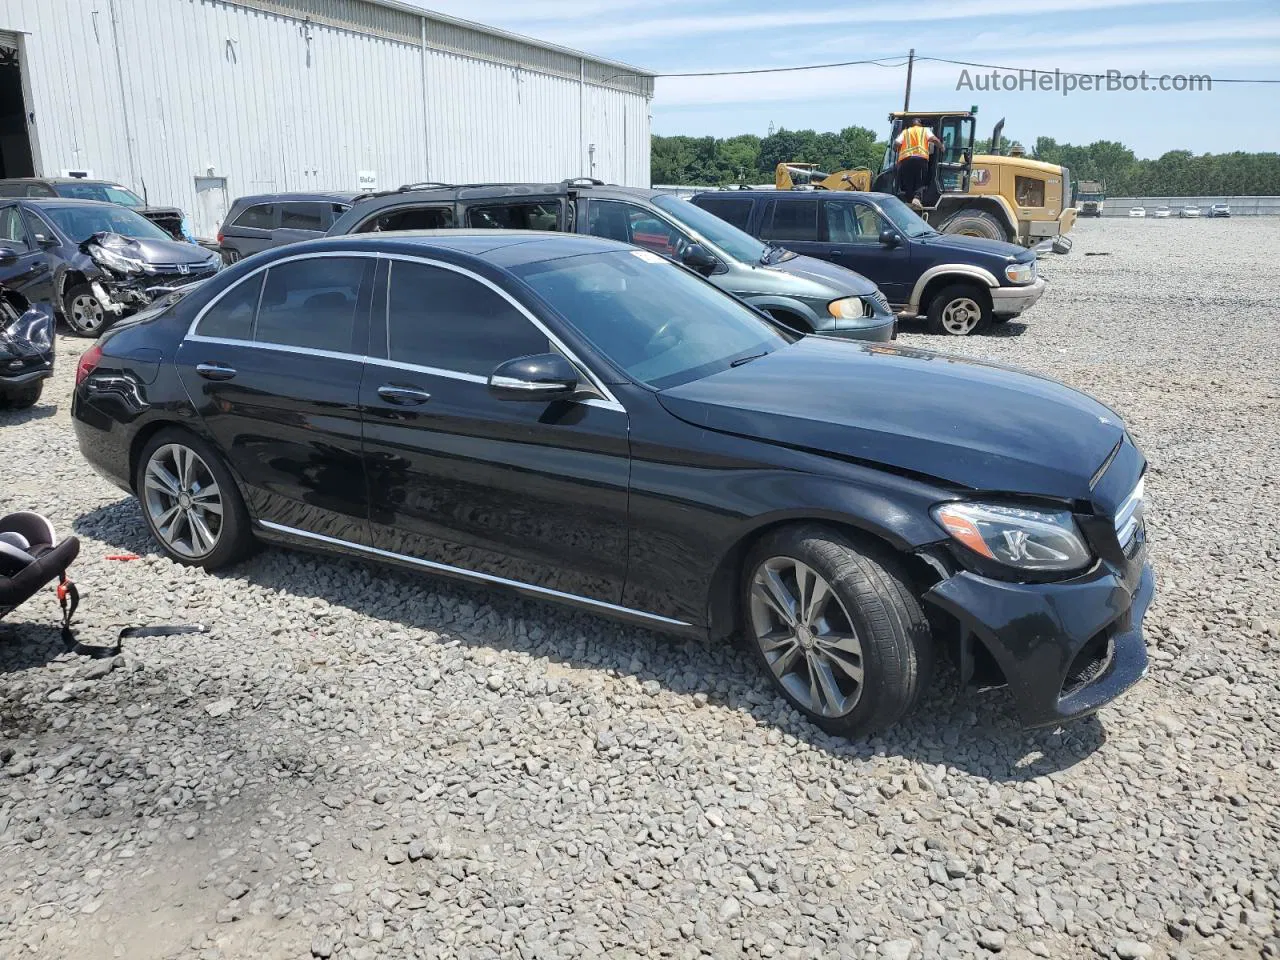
750,558 -> 864,717
142,443 -> 224,559
926,283 -> 991,336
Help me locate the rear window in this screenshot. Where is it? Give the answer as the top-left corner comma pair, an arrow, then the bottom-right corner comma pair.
466,201 -> 560,231
279,202 -> 326,231
255,257 -> 368,353
693,196 -> 753,231
763,199 -> 819,242
195,274 -> 263,340
232,203 -> 276,230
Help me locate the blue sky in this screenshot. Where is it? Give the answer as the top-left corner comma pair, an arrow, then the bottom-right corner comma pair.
416,0 -> 1280,157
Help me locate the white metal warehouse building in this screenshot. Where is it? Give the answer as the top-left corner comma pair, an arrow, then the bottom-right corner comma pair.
0,0 -> 654,238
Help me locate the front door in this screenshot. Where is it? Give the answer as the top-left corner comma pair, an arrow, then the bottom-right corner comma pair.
176,253 -> 375,543
821,198 -> 913,305
360,256 -> 631,603
0,203 -> 52,306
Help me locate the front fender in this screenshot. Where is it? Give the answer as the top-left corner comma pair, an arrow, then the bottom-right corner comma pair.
738,294 -> 821,328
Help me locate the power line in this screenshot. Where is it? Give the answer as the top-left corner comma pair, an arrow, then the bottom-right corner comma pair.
653,56 -> 911,78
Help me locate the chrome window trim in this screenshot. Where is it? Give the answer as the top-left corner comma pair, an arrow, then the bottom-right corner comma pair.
258,520 -> 690,628
184,249 -> 626,414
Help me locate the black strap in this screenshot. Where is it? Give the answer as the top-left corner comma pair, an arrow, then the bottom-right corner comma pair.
56,572 -> 207,658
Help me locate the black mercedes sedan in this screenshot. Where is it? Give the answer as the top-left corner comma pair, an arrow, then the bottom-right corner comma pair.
71,231 -> 1152,736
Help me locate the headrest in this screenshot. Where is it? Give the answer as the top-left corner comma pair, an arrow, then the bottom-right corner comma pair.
0,512 -> 57,553
0,539 -> 36,578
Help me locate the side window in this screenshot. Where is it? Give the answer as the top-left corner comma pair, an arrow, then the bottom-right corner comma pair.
195,273 -> 264,340
0,205 -> 31,252
1015,177 -> 1046,207
386,260 -> 549,377
694,197 -> 753,231
279,202 -> 326,231
255,257 -> 368,353
587,200 -> 687,257
825,202 -> 884,243
233,203 -> 276,230
763,200 -> 819,242
26,184 -> 57,198
356,206 -> 454,233
0,184 -> 19,197
465,201 -> 561,231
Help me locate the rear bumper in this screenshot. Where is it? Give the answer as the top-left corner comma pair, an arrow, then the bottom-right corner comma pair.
924,556 -> 1153,728
990,276 -> 1046,317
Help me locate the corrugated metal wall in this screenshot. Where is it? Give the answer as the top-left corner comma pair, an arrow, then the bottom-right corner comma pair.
1,0 -> 652,238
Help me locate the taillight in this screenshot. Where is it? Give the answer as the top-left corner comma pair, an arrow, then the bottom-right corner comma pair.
76,344 -> 103,385
216,232 -> 224,245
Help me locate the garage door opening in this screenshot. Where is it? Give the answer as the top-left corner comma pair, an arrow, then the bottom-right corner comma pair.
0,33 -> 35,178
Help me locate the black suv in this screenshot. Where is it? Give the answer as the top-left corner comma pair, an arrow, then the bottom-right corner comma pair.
692,190 -> 1045,336
218,192 -> 359,263
0,178 -> 189,241
325,180 -> 896,342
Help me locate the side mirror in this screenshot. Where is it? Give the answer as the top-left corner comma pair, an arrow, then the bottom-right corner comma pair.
680,243 -> 717,274
0,245 -> 19,265
488,352 -> 578,401
34,233 -> 58,248
879,230 -> 901,247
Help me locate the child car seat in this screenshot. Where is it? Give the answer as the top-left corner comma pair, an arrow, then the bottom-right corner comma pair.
0,512 -> 79,623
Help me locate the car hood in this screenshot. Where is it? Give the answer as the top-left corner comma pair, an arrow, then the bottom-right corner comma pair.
80,232 -> 213,266
766,254 -> 878,297
657,336 -> 1126,501
913,231 -> 1032,261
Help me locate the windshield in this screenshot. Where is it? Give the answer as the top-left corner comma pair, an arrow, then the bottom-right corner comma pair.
54,182 -> 145,207
43,205 -> 171,242
513,249 -> 788,390
652,193 -> 768,264
874,195 -> 936,238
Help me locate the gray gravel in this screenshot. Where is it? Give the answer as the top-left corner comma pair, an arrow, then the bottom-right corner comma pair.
2,217 -> 1279,959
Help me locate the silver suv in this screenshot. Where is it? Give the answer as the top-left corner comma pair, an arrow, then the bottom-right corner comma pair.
326,180 -> 896,341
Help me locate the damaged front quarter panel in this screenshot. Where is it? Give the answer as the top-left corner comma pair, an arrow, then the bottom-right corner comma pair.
80,232 -> 163,314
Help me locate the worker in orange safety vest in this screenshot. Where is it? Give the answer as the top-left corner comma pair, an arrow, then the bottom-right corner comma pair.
894,118 -> 941,203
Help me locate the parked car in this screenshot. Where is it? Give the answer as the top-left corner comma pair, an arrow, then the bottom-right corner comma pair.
218,192 -> 359,263
327,179 -> 896,342
72,232 -> 1152,736
0,285 -> 54,409
0,198 -> 220,336
690,190 -> 1043,336
1128,207 -> 1147,218
1178,205 -> 1201,219
1208,203 -> 1231,218
0,177 -> 191,241
1153,206 -> 1172,219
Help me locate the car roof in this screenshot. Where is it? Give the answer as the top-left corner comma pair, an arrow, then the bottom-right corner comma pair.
1,177 -> 129,187
235,191 -> 360,204
691,189 -> 899,202
21,197 -> 124,208
280,229 -> 635,265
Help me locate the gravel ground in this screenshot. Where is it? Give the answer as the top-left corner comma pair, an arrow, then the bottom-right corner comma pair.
2,217 -> 1278,960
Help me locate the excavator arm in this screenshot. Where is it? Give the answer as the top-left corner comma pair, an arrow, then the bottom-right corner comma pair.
775,163 -> 871,192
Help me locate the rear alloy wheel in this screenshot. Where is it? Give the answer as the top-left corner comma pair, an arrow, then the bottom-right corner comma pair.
927,284 -> 991,336
743,525 -> 933,737
63,283 -> 108,337
136,429 -> 253,569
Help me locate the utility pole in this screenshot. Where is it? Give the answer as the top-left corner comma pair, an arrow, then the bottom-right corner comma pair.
903,49 -> 915,113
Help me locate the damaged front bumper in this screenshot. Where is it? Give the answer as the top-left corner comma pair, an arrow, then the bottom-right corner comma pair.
923,546 -> 1153,728
82,232 -> 219,315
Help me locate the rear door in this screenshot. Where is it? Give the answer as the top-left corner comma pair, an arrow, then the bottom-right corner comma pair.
759,196 -> 824,260
461,197 -> 565,231
176,252 -> 375,544
821,197 -> 913,304
360,255 -> 631,603
0,204 -> 53,306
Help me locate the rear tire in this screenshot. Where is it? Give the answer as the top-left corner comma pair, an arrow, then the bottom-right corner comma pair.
941,210 -> 1010,243
926,283 -> 991,336
1,383 -> 42,409
63,283 -> 109,337
742,524 -> 934,738
135,428 -> 254,570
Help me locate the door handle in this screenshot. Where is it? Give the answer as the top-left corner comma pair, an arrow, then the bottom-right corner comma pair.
377,384 -> 431,405
195,362 -> 237,381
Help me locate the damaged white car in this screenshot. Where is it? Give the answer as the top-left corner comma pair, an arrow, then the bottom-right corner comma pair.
15,198 -> 220,336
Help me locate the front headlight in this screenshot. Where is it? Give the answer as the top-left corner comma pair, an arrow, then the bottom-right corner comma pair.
1004,261 -> 1035,284
932,501 -> 1092,575
828,296 -> 866,320
92,246 -> 146,274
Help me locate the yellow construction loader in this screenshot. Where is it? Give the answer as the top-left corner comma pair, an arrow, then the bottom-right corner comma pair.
773,111 -> 1076,251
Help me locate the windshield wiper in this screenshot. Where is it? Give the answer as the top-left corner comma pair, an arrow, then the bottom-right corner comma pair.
730,351 -> 768,368
759,243 -> 784,264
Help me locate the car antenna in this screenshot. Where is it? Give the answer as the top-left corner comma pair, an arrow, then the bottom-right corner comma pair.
140,177 -> 149,207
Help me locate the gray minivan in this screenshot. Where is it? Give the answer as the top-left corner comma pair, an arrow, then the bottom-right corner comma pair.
218,191 -> 359,264
326,180 -> 896,341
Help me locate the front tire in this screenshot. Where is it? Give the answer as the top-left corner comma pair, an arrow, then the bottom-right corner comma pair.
135,429 -> 253,570
742,525 -> 934,737
1,382 -> 43,409
63,283 -> 109,337
927,283 -> 991,336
